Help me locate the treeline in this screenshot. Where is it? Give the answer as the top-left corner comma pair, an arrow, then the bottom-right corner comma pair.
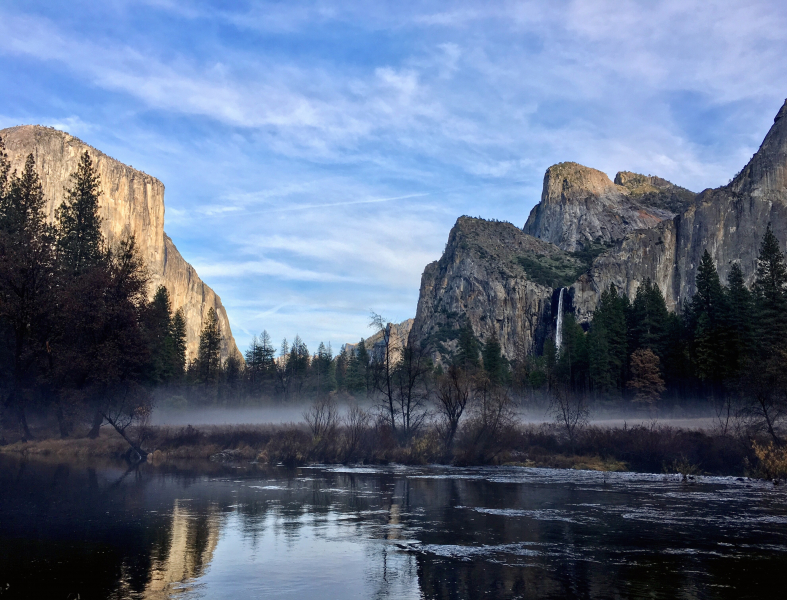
517,226 -> 787,443
0,138 -> 214,448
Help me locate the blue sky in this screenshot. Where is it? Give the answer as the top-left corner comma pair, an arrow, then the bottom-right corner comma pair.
1,0 -> 786,355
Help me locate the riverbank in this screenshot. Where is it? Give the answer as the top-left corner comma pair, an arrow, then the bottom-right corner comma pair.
0,421 -> 771,477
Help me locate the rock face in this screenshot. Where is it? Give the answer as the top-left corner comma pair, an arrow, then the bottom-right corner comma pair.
412,99 -> 787,361
409,217 -> 571,361
0,125 -> 240,363
523,162 -> 694,251
573,98 -> 787,321
344,319 -> 414,360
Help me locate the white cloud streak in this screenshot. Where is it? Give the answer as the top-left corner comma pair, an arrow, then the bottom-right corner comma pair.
1,0 -> 786,350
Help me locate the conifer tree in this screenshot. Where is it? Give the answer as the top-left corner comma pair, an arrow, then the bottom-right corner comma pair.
591,284 -> 628,391
0,153 -> 54,439
171,308 -> 187,378
455,319 -> 481,371
588,322 -> 613,393
197,308 -> 222,384
752,224 -> 787,354
56,151 -> 103,274
628,279 -> 670,358
725,262 -> 751,376
352,338 -> 370,394
145,285 -> 175,383
689,251 -> 729,387
482,330 -> 506,384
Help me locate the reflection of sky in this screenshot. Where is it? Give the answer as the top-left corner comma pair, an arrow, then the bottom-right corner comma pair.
197,512 -> 420,600
1,1 -> 786,352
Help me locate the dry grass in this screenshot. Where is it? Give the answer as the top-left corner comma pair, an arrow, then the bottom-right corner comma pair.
0,420 -> 764,477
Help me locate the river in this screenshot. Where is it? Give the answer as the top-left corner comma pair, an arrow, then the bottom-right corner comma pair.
1,456 -> 785,599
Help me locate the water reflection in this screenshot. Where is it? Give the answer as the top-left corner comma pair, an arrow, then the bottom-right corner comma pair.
1,457 -> 786,599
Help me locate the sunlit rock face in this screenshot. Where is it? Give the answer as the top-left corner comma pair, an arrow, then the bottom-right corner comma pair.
523,162 -> 694,252
0,125 -> 241,362
409,217 -> 561,362
344,319 -> 414,361
413,99 -> 787,360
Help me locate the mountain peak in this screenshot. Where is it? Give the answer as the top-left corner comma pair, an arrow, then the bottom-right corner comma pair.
731,98 -> 787,196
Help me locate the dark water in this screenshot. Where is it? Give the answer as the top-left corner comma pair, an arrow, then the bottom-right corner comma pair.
1,457 -> 786,599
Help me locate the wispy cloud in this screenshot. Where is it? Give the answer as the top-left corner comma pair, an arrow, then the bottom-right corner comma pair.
1,0 -> 785,351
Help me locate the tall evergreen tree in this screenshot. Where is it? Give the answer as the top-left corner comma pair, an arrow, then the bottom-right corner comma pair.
0,153 -> 55,438
144,285 -> 175,384
628,279 -> 670,358
725,262 -> 752,376
56,151 -> 103,274
591,284 -> 629,391
197,308 -> 222,384
688,251 -> 729,387
482,330 -> 506,384
455,319 -> 481,371
752,224 -> 787,354
171,308 -> 187,378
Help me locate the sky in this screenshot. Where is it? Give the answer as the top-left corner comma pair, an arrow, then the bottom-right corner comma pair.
1,0 -> 786,356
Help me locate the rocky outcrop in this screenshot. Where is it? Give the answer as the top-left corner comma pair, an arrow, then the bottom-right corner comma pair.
410,217 -> 573,361
573,98 -> 787,320
344,319 -> 414,360
0,125 -> 240,362
523,162 -> 694,251
413,99 -> 787,361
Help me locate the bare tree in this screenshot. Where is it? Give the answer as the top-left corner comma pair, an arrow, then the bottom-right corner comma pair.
435,365 -> 472,451
303,397 -> 339,439
458,377 -> 516,462
342,404 -> 370,461
100,385 -> 153,462
369,312 -> 401,431
393,344 -> 431,439
549,385 -> 589,452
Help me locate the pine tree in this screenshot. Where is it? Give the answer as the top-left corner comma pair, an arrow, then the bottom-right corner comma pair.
355,338 -> 370,393
455,319 -> 480,371
752,224 -> 787,354
171,308 -> 187,377
588,321 -> 613,393
145,285 -> 175,383
591,284 -> 628,391
0,153 -> 55,439
689,251 -> 729,386
259,330 -> 276,379
482,330 -> 506,384
56,151 -> 103,274
335,346 -> 348,390
197,307 -> 222,384
629,279 -> 670,358
724,263 -> 751,376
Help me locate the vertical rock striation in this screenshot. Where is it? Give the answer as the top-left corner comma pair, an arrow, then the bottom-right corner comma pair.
412,99 -> 787,362
574,98 -> 787,321
0,125 -> 240,363
409,217 -> 569,361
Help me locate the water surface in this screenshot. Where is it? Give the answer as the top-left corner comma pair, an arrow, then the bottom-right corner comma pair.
1,456 -> 785,599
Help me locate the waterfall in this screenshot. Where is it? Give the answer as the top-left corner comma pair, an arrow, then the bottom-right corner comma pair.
555,288 -> 565,355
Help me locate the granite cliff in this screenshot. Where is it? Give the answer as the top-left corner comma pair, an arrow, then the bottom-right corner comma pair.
573,98 -> 787,321
411,99 -> 787,362
0,125 -> 240,363
523,162 -> 694,251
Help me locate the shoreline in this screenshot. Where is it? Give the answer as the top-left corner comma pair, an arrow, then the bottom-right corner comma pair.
0,421 -> 771,478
